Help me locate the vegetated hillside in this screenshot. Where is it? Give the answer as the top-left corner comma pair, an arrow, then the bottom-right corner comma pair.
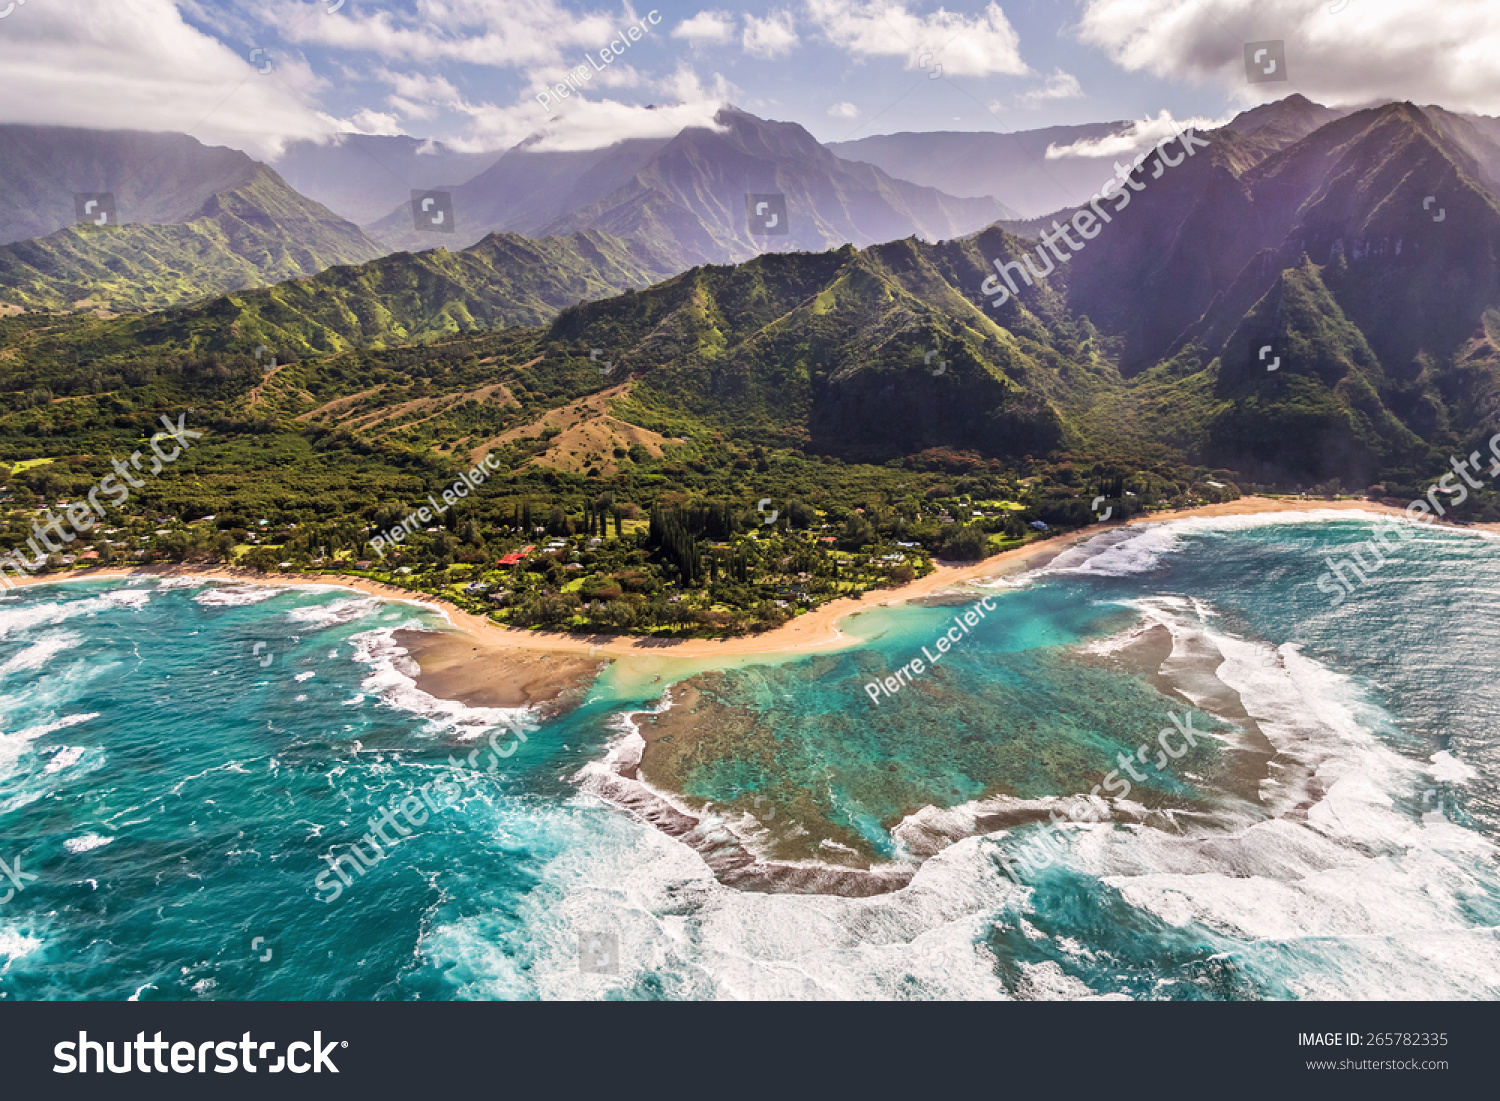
0,165 -> 386,312
541,111 -> 1500,492
0,125 -> 263,245
174,229 -> 677,355
371,108 -> 1012,265
538,237 -> 1103,464
7,99 -> 1500,504
0,229 -> 678,375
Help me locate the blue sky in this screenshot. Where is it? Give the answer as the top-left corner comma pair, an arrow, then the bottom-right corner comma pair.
185,0 -> 1237,145
0,1 -> 1494,161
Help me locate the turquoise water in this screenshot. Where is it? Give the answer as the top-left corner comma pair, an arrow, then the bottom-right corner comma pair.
1,511 -> 1497,1000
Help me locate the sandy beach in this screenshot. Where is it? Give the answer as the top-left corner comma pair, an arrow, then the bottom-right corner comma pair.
4,496 -> 1423,705
395,495 -> 1418,665
392,629 -> 605,711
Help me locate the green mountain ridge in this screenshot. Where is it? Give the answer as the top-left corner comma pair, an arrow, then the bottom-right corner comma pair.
0,165 -> 387,312
4,99 -> 1499,502
0,228 -> 679,376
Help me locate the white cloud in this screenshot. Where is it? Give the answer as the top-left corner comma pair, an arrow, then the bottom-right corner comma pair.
0,0 -> 329,158
370,70 -> 466,122
828,101 -> 859,117
744,10 -> 798,58
673,11 -> 737,45
378,70 -> 465,106
1043,108 -> 1231,159
1078,0 -> 1500,114
805,0 -> 1029,77
1020,68 -> 1083,105
341,109 -> 404,135
439,66 -> 734,154
257,0 -> 650,70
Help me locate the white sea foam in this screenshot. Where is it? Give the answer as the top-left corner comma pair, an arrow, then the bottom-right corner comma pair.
1054,598 -> 1500,997
0,712 -> 99,781
12,712 -> 100,741
1019,509 -> 1467,584
0,927 -> 42,966
1429,750 -> 1478,785
421,795 -> 1024,1000
64,833 -> 113,854
0,589 -> 150,639
1016,960 -> 1127,1001
0,631 -> 83,675
43,746 -> 85,773
192,586 -> 281,608
286,596 -> 383,630
1030,525 -> 1183,578
347,627 -> 536,743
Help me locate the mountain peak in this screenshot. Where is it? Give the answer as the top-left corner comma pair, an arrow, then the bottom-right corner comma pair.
0,125 -> 260,245
1222,94 -> 1343,142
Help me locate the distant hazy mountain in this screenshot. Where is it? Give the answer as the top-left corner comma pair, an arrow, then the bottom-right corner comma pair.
370,134 -> 674,247
0,124 -> 387,311
0,125 -> 265,245
272,134 -> 502,226
371,108 -> 1014,264
829,122 -> 1157,219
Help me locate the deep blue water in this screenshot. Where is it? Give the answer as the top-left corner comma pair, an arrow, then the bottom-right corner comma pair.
0,511 -> 1496,1000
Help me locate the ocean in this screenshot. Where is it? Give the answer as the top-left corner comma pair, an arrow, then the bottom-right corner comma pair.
1,511 -> 1496,1000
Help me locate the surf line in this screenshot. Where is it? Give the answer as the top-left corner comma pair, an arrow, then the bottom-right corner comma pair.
863,595 -> 997,706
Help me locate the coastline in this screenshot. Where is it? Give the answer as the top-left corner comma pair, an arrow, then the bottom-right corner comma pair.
2,497 -> 1422,697
0,494 -> 1454,888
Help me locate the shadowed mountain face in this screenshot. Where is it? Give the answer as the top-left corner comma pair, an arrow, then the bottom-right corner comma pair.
272,134 -> 503,226
370,108 -> 1013,265
527,101 -> 1500,486
1054,102 -> 1500,380
1417,106 -> 1500,202
6,98 -> 1498,493
1217,93 -> 1353,157
0,126 -> 262,245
